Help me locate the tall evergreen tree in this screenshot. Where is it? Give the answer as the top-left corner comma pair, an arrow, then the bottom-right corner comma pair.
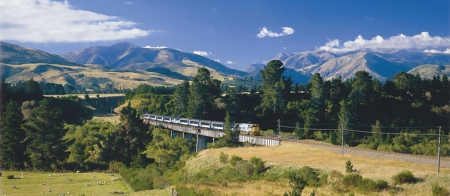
1,100 -> 27,169
187,68 -> 220,119
103,102 -> 149,166
22,99 -> 67,170
305,73 -> 325,136
171,77 -> 190,117
347,71 -> 373,124
257,60 -> 289,129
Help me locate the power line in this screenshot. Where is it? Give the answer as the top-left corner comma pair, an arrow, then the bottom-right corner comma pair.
279,124 -> 450,137
347,123 -> 450,129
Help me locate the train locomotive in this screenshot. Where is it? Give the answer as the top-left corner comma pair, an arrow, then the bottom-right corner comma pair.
143,113 -> 260,136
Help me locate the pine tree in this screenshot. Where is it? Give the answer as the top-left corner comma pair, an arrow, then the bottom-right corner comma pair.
257,60 -> 289,129
108,102 -> 149,166
1,100 -> 27,169
305,73 -> 325,137
22,99 -> 66,170
187,68 -> 220,119
171,77 -> 190,117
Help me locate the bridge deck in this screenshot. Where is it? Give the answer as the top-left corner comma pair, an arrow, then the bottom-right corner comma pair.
144,119 -> 280,146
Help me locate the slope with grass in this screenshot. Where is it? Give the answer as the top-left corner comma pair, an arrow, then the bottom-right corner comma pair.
2,63 -> 183,89
0,171 -> 171,196
182,141 -> 450,195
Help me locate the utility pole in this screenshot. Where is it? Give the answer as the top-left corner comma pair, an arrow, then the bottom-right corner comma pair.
341,123 -> 344,158
437,126 -> 441,174
196,130 -> 199,153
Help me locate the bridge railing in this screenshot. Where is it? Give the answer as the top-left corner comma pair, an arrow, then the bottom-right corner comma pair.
264,133 -> 298,141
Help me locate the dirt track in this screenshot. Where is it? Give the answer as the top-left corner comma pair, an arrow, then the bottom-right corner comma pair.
284,139 -> 450,168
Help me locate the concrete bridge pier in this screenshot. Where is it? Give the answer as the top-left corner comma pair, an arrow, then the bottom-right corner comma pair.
196,135 -> 208,153
171,130 -> 183,139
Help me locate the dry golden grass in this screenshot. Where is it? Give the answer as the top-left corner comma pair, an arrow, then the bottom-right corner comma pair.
91,97 -> 143,124
92,115 -> 121,124
3,63 -> 184,88
44,93 -> 125,98
185,142 -> 450,196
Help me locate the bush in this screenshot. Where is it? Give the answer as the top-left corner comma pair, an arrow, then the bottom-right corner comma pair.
432,183 -> 449,196
295,166 -> 320,187
230,155 -> 242,167
7,175 -> 15,179
249,156 -> 265,175
392,170 -> 415,185
219,152 -> 228,164
337,174 -> 388,193
235,160 -> 254,176
345,159 -> 353,173
285,172 -> 307,196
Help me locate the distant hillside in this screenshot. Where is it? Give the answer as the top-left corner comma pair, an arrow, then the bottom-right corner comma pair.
60,42 -> 247,77
242,63 -> 265,73
1,63 -> 184,90
0,41 -> 79,66
244,66 -> 311,84
407,64 -> 450,79
271,49 -> 450,82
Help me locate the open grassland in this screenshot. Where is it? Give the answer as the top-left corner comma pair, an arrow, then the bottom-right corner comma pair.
0,171 -> 170,196
44,93 -> 125,99
2,63 -> 183,88
185,142 -> 450,196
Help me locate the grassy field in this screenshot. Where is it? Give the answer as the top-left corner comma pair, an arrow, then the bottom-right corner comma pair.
0,171 -> 170,196
184,142 -> 450,196
2,63 -> 183,89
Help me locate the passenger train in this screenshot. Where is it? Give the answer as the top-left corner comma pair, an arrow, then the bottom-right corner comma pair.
143,113 -> 260,136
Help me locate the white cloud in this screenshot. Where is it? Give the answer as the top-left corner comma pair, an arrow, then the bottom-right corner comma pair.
214,59 -> 221,62
124,1 -> 133,4
143,46 -> 168,49
423,48 -> 450,54
318,32 -> 450,53
257,26 -> 294,38
226,60 -> 236,64
0,0 -> 153,43
193,50 -> 209,56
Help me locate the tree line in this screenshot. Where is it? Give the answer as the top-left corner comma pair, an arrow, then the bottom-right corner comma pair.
1,60 -> 449,171
131,60 -> 449,155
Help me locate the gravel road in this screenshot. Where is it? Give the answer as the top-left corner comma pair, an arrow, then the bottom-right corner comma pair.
288,140 -> 450,168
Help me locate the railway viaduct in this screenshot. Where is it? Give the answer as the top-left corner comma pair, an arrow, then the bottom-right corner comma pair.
143,119 -> 281,152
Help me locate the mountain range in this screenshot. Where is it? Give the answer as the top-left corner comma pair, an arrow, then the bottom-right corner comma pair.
266,49 -> 450,81
60,42 -> 246,77
1,41 -> 449,90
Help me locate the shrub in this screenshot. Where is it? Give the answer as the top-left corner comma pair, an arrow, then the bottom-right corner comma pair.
432,183 -> 449,196
285,172 -> 307,196
337,174 -> 388,193
219,152 -> 228,164
295,166 -> 320,187
230,155 -> 242,167
345,159 -> 353,173
235,160 -> 254,176
7,175 -> 15,179
250,156 -> 265,175
392,170 -> 415,185
341,173 -> 362,190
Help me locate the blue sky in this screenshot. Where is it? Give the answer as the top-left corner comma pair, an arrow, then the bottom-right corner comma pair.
0,0 -> 449,70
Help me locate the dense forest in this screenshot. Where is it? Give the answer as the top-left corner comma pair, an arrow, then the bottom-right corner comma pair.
0,60 -> 449,191
133,60 -> 450,155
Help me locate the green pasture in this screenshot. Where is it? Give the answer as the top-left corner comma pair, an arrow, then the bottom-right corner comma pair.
0,171 -> 169,196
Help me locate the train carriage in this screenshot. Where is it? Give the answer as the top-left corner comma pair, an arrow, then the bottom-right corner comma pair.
200,120 -> 212,129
